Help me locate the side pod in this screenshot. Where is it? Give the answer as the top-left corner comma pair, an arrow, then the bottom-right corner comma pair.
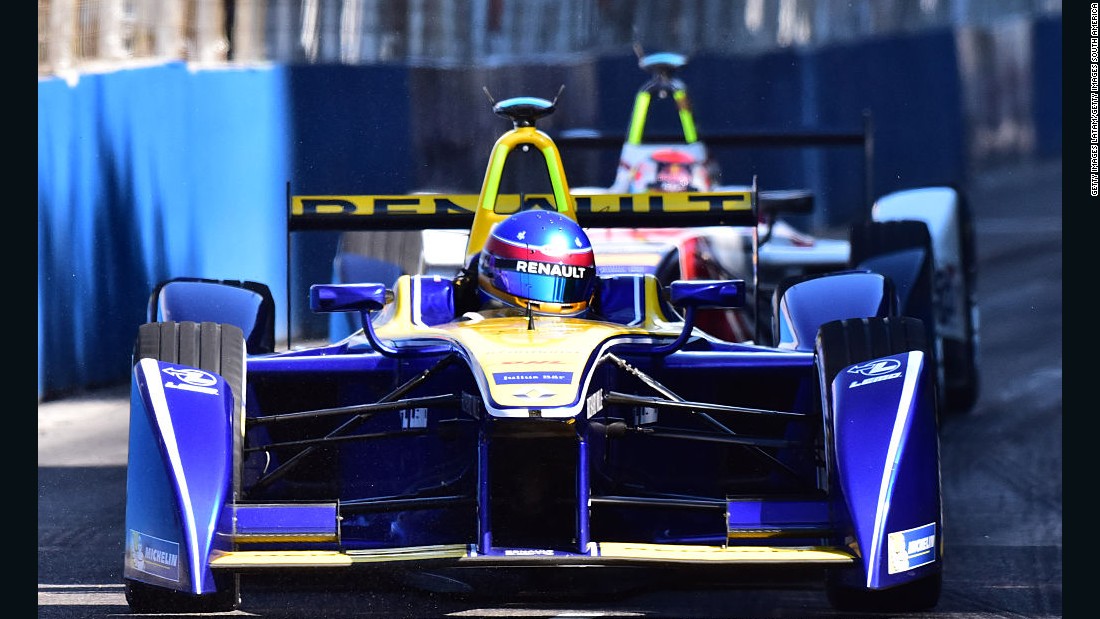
123,358 -> 235,595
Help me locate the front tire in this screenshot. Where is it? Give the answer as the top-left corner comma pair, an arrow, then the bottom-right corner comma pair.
124,574 -> 240,614
825,571 -> 942,612
816,316 -> 929,386
848,220 -> 942,404
941,191 -> 981,413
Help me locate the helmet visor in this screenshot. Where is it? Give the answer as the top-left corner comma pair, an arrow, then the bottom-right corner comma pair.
482,256 -> 594,305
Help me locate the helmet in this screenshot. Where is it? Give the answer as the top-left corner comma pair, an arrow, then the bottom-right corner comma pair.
477,209 -> 596,316
648,149 -> 700,192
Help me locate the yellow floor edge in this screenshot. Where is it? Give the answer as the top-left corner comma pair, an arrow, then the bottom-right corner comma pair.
210,542 -> 854,568
594,542 -> 855,563
210,544 -> 470,567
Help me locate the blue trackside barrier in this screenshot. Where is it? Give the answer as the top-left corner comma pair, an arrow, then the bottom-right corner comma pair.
1032,15 -> 1062,160
39,64 -> 293,398
36,19 -> 1059,399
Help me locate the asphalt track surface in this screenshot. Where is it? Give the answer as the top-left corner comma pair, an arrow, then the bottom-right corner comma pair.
38,157 -> 1062,618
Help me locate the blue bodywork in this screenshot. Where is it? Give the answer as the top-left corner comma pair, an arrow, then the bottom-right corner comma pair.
829,350 -> 941,590
124,269 -> 941,598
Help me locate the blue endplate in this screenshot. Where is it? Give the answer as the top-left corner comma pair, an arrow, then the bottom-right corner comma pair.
231,503 -> 339,542
831,351 -> 942,590
123,358 -> 234,595
726,499 -> 830,536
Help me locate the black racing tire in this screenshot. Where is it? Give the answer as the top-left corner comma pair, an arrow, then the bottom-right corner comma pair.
816,316 -> 929,388
825,571 -> 942,613
941,190 -> 981,414
124,574 -> 240,614
817,316 -> 941,612
128,321 -> 244,613
848,220 -> 936,345
848,220 -> 941,405
135,321 -> 245,385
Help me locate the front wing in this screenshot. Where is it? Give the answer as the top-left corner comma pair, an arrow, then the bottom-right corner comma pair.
123,337 -> 939,595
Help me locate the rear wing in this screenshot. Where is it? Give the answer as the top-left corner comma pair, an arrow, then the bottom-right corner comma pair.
284,186 -> 759,348
288,189 -> 757,232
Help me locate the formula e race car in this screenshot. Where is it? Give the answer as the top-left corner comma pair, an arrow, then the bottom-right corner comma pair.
123,94 -> 944,614
556,50 -> 981,415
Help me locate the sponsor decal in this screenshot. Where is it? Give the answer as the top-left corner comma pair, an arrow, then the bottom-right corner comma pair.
493,371 -> 573,385
292,192 -> 752,218
887,522 -> 937,574
129,530 -> 181,581
401,408 -> 428,429
161,367 -> 220,395
513,387 -> 556,399
847,358 -> 903,389
503,549 -> 556,556
573,192 -> 750,214
634,406 -> 658,425
586,390 -> 605,417
847,358 -> 902,377
295,195 -> 475,216
596,264 -> 655,275
515,260 -> 588,279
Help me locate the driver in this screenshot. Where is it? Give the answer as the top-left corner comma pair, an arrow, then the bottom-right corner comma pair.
454,209 -> 596,318
648,149 -> 699,192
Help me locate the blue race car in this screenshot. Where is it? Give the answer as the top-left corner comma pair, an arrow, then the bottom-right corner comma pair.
123,93 -> 943,613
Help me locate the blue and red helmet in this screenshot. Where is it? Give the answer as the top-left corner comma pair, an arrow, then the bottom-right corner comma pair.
477,209 -> 596,316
